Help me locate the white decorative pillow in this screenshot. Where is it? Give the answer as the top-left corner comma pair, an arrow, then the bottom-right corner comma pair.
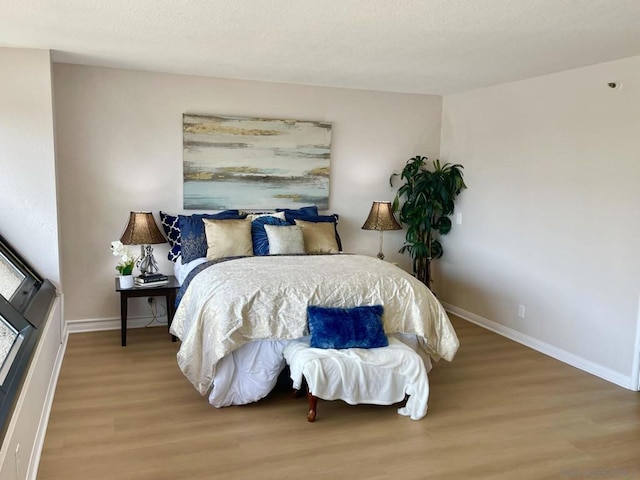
203,218 -> 253,260
294,220 -> 340,254
247,211 -> 286,221
264,225 -> 305,255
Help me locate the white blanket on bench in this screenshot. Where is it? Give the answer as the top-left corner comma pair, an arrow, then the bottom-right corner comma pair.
284,337 -> 430,420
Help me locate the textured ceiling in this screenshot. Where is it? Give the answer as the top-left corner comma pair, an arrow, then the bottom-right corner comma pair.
1,0 -> 640,94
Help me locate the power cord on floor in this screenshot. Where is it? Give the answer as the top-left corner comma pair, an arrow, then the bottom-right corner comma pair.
145,297 -> 168,327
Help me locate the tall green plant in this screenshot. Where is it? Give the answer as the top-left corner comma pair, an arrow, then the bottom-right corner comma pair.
390,155 -> 467,288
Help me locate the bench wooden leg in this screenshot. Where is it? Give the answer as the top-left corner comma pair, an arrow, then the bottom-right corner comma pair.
291,376 -> 308,398
291,388 -> 305,398
307,390 -> 318,422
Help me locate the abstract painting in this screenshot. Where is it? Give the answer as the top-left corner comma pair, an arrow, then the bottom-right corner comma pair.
183,114 -> 332,210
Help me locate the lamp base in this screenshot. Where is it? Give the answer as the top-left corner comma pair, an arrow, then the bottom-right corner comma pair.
137,245 -> 160,276
376,230 -> 385,260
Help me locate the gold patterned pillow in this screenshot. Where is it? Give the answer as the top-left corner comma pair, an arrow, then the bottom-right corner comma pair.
203,219 -> 253,260
294,220 -> 340,254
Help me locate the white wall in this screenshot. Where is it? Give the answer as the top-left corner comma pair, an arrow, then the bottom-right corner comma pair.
439,55 -> 640,385
0,47 -> 63,480
52,64 -> 442,322
0,48 -> 61,286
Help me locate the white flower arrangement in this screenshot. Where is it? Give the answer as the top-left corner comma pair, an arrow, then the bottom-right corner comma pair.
110,241 -> 136,275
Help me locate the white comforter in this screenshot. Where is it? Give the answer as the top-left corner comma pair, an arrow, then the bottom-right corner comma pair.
170,254 -> 459,398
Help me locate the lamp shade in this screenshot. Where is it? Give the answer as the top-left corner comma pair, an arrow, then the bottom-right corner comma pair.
119,211 -> 166,245
361,201 -> 402,231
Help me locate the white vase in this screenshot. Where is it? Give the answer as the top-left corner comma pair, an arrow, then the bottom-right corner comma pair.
119,274 -> 134,289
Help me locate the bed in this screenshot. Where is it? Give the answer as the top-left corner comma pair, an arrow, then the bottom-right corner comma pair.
169,253 -> 459,407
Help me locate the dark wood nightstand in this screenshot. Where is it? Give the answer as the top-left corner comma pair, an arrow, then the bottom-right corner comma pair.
115,275 -> 180,346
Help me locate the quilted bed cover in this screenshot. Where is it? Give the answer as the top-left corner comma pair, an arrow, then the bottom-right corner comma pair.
170,254 -> 459,396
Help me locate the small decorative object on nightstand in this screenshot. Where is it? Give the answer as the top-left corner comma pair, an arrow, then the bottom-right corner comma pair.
110,240 -> 136,288
119,211 -> 167,278
116,275 -> 180,346
361,201 -> 402,260
119,274 -> 134,289
134,272 -> 168,287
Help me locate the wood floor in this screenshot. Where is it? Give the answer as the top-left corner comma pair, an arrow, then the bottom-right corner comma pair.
38,317 -> 640,480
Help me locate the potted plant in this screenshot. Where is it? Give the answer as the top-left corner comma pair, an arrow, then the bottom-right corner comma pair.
111,241 -> 136,288
390,155 -> 467,288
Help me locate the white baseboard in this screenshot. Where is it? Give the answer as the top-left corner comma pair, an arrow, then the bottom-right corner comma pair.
442,302 -> 636,391
27,332 -> 67,480
65,314 -> 168,334
631,294 -> 640,391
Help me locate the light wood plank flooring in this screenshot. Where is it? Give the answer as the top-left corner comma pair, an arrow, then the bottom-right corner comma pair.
38,317 -> 640,479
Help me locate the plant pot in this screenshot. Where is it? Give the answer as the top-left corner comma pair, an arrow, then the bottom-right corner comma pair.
119,274 -> 134,289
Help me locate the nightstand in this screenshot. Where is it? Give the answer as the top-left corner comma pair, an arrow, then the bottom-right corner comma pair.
115,275 -> 180,346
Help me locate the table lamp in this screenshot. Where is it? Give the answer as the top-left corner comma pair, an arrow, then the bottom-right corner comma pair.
119,211 -> 167,276
361,201 -> 402,260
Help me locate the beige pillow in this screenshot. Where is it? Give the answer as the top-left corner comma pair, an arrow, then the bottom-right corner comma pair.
203,218 -> 253,260
264,224 -> 305,254
247,211 -> 286,221
294,220 -> 339,254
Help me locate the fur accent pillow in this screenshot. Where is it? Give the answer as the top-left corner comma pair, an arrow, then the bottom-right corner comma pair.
307,305 -> 388,349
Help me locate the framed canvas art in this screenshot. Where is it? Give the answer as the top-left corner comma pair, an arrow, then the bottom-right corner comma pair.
183,114 -> 332,210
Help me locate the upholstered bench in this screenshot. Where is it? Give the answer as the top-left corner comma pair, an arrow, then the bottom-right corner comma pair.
283,337 -> 430,421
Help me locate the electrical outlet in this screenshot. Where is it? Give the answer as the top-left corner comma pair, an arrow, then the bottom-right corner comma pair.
147,297 -> 153,304
518,304 -> 526,319
456,213 -> 462,225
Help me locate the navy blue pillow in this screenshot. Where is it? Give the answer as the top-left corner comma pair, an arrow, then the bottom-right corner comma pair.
284,213 -> 342,251
179,210 -> 245,263
276,206 -> 319,216
159,211 -> 181,262
251,216 -> 289,255
308,305 -> 388,349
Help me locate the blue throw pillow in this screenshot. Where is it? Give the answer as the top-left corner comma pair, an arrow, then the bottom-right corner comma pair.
275,206 -> 319,217
159,211 -> 181,262
251,216 -> 289,255
283,213 -> 342,251
307,305 -> 388,349
179,210 -> 245,263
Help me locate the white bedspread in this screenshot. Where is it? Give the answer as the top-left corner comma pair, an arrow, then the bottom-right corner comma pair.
208,340 -> 289,407
170,254 -> 459,396
284,337 -> 430,420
